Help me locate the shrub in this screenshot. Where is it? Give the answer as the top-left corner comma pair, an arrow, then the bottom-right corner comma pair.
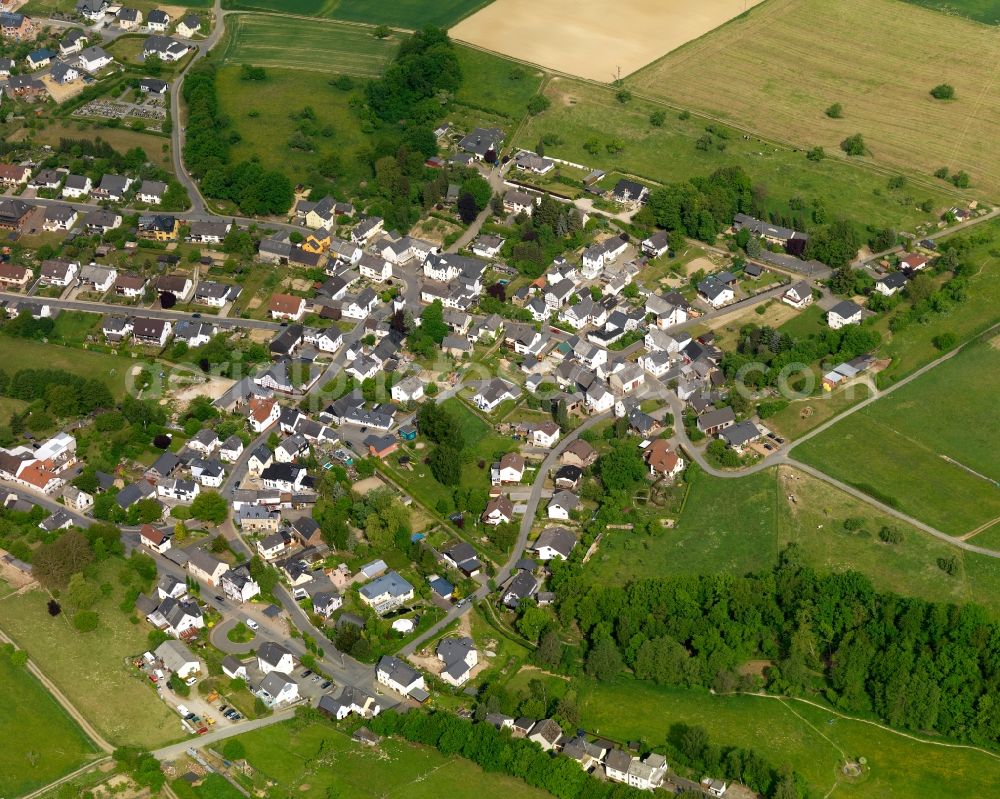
806,146 -> 825,161
825,102 -> 843,118
930,84 -> 955,100
932,332 -> 957,350
843,517 -> 864,531
840,133 -> 866,156
72,610 -> 99,632
649,110 -> 666,127
937,555 -> 958,575
879,526 -> 903,545
526,94 -> 550,115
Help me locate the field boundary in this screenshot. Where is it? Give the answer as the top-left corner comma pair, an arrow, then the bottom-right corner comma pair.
718,690 -> 1000,762
0,625 -> 114,754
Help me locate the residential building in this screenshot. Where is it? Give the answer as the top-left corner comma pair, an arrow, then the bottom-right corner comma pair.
782,281 -> 813,309
827,300 -> 863,329
359,571 -> 414,615
376,655 -> 426,697
530,527 -> 577,561
257,641 -> 295,675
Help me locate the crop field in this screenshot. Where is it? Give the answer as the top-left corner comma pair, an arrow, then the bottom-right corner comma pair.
586,466 -> 1000,615
0,569 -> 180,749
222,0 -> 492,28
504,671 -> 1000,799
514,78 -> 956,231
222,14 -> 397,75
451,0 -> 765,82
225,718 -> 552,799
795,339 -> 1000,537
0,339 -> 135,397
627,0 -> 1000,197
0,654 -> 99,798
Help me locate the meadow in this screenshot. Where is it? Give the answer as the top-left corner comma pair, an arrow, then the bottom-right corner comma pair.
794,339 -> 1000,536
514,77 -> 957,231
586,466 -> 1000,615
766,383 -> 871,441
221,0 -> 493,28
0,338 -> 136,397
453,45 -> 545,120
223,718 -> 553,799
0,654 -> 99,798
503,671 -> 1000,799
11,122 -> 174,172
0,568 -> 181,749
24,0 -> 212,12
221,14 -> 398,75
215,65 -> 373,188
627,0 -> 1000,197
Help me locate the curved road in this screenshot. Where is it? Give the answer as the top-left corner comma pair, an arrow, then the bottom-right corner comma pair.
659,321 -> 1000,558
400,410 -> 611,657
209,617 -> 258,654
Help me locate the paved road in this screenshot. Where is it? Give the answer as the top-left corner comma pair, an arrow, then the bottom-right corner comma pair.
152,708 -> 296,761
0,291 -> 282,331
656,322 -> 1000,558
399,411 -> 611,657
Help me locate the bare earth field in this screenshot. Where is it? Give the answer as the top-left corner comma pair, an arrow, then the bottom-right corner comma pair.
450,0 -> 765,82
627,0 -> 1000,197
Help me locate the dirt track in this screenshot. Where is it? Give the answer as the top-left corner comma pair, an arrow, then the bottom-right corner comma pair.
450,0 -> 765,82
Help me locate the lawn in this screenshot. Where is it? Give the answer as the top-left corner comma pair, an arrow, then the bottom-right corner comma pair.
222,0 -> 494,28
626,0 -> 1000,198
0,395 -> 29,423
776,303 -> 826,341
0,567 -> 181,749
225,718 -> 553,799
503,671 -> 1000,799
215,65 -> 374,189
586,465 -> 1000,616
0,654 -> 99,798
766,383 -> 871,441
514,76 -> 956,231
221,14 -> 398,75
453,45 -> 545,120
0,338 -> 136,397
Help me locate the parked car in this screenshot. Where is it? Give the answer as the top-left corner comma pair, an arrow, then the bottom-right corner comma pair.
246,618 -> 259,630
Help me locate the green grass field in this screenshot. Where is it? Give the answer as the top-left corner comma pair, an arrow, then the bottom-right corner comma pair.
222,0 -> 493,28
224,718 -> 553,799
502,672 -> 1000,799
794,339 -> 1000,536
221,14 -> 398,75
767,383 -> 871,441
514,77 -> 956,231
453,46 -> 545,119
216,65 -> 373,189
0,569 -> 181,749
0,338 -> 135,397
24,0 -> 211,13
904,0 -> 1000,24
587,465 -> 1000,615
0,655 -> 99,798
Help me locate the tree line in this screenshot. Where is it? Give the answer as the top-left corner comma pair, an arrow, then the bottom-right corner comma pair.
182,63 -> 293,216
544,546 -> 1000,748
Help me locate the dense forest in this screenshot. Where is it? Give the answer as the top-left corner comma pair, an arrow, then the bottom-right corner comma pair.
541,547 -> 1000,747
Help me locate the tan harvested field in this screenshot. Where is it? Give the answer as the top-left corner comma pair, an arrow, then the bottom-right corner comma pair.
628,0 -> 1000,197
450,0 -> 765,82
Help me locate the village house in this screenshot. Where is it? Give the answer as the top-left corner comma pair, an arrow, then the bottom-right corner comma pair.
132,317 -> 172,346
42,205 -> 79,233
530,527 -> 577,561
547,490 -> 580,521
1,11 -> 38,40
474,378 -> 520,413
62,174 -> 92,199
359,571 -> 414,615
176,14 -> 201,37
827,300 -> 863,330
257,641 -> 295,675
187,549 -> 228,586
39,259 -> 79,287
483,495 -> 514,526
644,439 -> 684,478
532,421 -> 561,448
137,180 -> 167,205
139,524 -> 171,554
0,264 -> 32,289
269,293 -> 306,321
875,271 -> 908,296
78,45 -> 113,71
782,281 -> 814,309
143,34 -> 188,62
503,188 -> 537,216
377,655 -> 427,698
114,273 -> 147,298
156,273 -> 193,302
437,637 -> 478,687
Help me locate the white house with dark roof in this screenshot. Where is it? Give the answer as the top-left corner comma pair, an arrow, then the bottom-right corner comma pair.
359,570 -> 414,615
530,527 -> 577,561
257,641 -> 294,675
377,655 -> 426,697
42,205 -> 78,232
437,637 -> 478,687
827,300 -> 863,330
62,174 -> 91,199
782,281 -> 814,309
547,490 -> 580,521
